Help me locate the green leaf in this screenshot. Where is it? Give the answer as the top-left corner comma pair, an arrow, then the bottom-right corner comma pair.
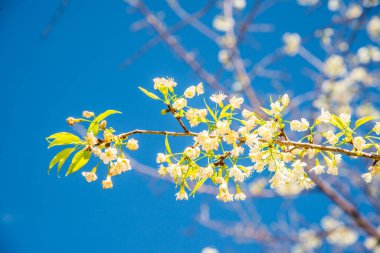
88,110 -> 121,135
190,177 -> 207,196
138,87 -> 160,100
165,134 -> 172,155
47,132 -> 82,148
330,115 -> 346,131
66,149 -> 91,176
354,116 -> 379,130
260,107 -> 273,116
204,99 -> 218,122
49,148 -> 76,173
219,104 -> 232,119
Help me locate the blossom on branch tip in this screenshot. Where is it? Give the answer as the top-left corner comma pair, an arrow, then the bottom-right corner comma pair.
172,98 -> 187,111
82,111 -> 94,118
102,176 -> 113,189
229,96 -> 244,109
82,171 -> 97,182
126,138 -> 139,151
100,147 -> 118,164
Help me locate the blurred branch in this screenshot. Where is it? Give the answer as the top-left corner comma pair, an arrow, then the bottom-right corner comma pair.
41,0 -> 70,39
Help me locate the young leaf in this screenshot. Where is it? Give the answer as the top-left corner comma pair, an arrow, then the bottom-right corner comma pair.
219,104 -> 232,119
190,177 -> 207,196
66,149 -> 91,176
49,147 -> 76,173
138,87 -> 160,100
204,99 -> 218,122
331,115 -> 347,132
354,116 -> 379,130
88,110 -> 121,135
165,134 -> 172,155
47,132 -> 82,148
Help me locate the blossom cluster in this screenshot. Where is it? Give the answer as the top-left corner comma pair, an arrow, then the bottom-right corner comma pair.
48,77 -> 380,202
143,77 -> 380,201
47,110 -> 140,189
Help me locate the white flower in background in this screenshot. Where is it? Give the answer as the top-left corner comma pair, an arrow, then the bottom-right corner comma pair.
102,176 -> 113,189
297,0 -> 319,6
353,136 -> 366,152
373,122 -> 380,134
233,0 -> 246,10
229,165 -> 245,182
323,55 -> 347,78
234,192 -> 246,201
126,138 -> 139,151
156,153 -> 167,163
290,118 -> 309,132
328,0 -> 340,11
210,92 -> 227,105
201,247 -> 219,253
100,147 -> 118,164
184,86 -> 196,98
363,0 -> 379,7
218,50 -> 231,65
327,225 -> 358,246
229,96 -> 244,109
367,16 -> 380,39
361,172 -> 372,183
282,33 -> 301,56
82,171 -> 97,182
172,98 -> 187,110
196,82 -> 204,95
339,112 -> 351,125
345,4 -> 362,19
358,45 -> 380,63
318,108 -> 332,123
298,229 -> 322,250
213,15 -> 234,32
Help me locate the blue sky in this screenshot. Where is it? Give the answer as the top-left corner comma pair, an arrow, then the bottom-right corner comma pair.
0,1 -> 355,252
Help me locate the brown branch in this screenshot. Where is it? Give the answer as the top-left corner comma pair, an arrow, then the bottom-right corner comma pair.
223,0 -> 262,110
120,0 -> 216,68
273,139 -> 380,161
131,0 -> 228,93
166,104 -> 190,133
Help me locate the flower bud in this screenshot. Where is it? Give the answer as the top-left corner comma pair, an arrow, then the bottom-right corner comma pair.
82,111 -> 94,118
66,117 -> 76,126
100,120 -> 107,130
